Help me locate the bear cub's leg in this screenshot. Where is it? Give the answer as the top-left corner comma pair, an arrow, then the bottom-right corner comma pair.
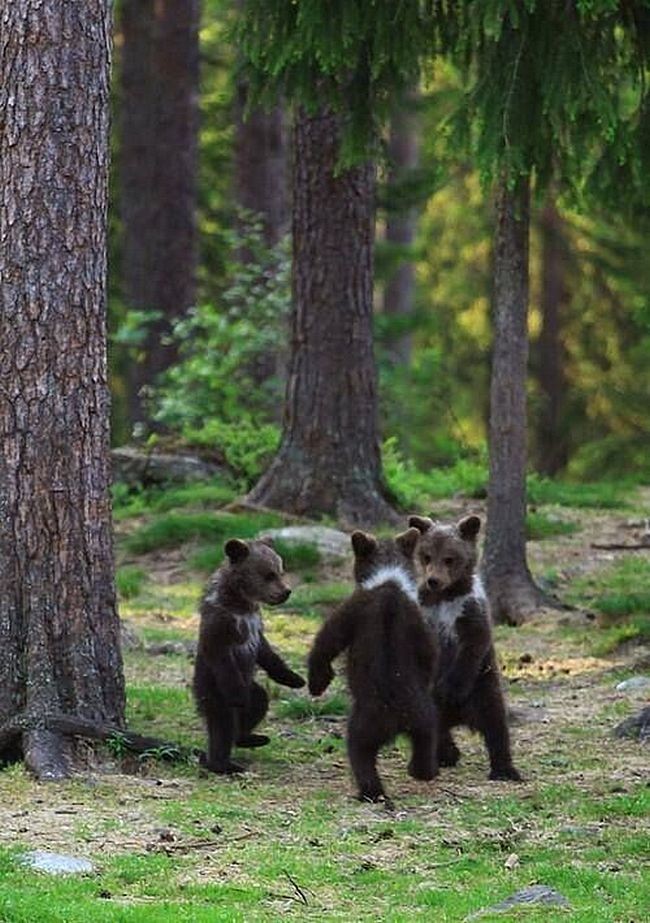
407,727 -> 439,782
347,707 -> 391,805
438,723 -> 461,767
236,681 -> 271,748
202,705 -> 245,775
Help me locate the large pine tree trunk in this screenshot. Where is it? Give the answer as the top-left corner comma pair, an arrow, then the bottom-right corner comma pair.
383,99 -> 419,365
247,108 -> 396,526
534,200 -> 569,476
483,176 -> 546,625
0,0 -> 125,778
120,0 -> 199,430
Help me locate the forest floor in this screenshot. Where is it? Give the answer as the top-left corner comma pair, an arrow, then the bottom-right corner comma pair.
0,482 -> 648,921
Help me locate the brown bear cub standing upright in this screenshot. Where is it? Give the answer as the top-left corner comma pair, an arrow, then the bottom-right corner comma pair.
308,529 -> 439,804
193,538 -> 305,774
408,514 -> 521,781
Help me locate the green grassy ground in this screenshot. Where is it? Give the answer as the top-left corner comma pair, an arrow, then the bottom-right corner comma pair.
0,479 -> 648,921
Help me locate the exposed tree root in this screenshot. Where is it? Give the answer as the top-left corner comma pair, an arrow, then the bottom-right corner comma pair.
0,712 -> 203,779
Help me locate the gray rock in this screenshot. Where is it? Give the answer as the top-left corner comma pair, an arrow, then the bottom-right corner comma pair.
146,639 -> 197,657
112,446 -> 224,488
467,885 -> 570,919
19,851 -> 94,876
613,705 -> 650,743
120,619 -> 144,652
259,526 -> 351,561
615,676 -> 650,692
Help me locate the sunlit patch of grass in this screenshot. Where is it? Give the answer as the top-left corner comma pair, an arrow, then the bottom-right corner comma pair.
564,555 -> 650,652
120,580 -> 201,622
273,539 -> 321,572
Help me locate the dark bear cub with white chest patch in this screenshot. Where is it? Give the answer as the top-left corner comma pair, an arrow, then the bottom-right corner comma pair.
308,529 -> 439,804
193,538 -> 305,774
409,514 -> 522,782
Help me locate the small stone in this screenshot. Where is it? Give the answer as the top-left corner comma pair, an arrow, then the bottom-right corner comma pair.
503,852 -> 519,870
466,885 -> 570,919
19,851 -> 94,876
615,676 -> 650,692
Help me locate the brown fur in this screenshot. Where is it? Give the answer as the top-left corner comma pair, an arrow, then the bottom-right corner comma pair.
409,514 -> 522,781
308,529 -> 439,804
193,538 -> 304,774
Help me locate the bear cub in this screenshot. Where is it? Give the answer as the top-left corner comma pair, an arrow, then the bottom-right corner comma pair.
308,528 -> 439,805
408,514 -> 521,781
193,537 -> 305,774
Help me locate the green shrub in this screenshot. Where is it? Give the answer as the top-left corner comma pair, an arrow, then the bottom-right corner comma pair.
181,418 -> 280,485
124,510 -> 283,556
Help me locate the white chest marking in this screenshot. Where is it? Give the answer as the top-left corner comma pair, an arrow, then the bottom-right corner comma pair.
233,613 -> 261,655
361,565 -> 419,604
423,575 -> 486,639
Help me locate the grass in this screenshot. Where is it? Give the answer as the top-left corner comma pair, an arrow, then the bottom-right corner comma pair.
526,511 -> 580,541
112,479 -> 238,522
116,566 -> 148,600
123,510 -> 284,556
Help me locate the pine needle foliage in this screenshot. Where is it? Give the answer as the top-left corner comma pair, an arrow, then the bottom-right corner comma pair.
238,1 -> 649,188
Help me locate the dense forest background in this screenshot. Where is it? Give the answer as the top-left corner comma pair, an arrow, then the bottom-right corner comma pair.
108,0 -> 650,492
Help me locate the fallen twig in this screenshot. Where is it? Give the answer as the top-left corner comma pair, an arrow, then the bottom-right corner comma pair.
283,870 -> 309,906
591,542 -> 650,551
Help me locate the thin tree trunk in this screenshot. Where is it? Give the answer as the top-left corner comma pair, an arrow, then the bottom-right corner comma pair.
120,0 -> 200,431
383,98 -> 419,365
247,108 -> 396,526
234,85 -> 288,247
534,200 -> 570,476
0,0 -> 125,778
483,176 -> 546,625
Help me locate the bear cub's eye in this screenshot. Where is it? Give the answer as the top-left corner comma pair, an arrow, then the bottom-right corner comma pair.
265,572 -> 276,582
443,556 -> 456,567
421,553 -> 431,565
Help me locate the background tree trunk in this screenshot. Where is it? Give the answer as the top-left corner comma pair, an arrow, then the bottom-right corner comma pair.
0,0 -> 125,778
383,98 -> 419,365
120,0 -> 200,431
234,79 -> 288,246
247,108 -> 396,526
534,199 -> 570,476
483,176 -> 546,624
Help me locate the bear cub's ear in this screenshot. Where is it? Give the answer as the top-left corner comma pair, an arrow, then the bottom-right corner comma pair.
351,530 -> 378,558
408,515 -> 434,534
395,527 -> 420,558
458,515 -> 481,541
224,538 -> 250,563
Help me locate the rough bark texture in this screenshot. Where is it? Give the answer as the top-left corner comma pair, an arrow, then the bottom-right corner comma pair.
483,177 -> 546,625
247,109 -> 396,527
534,200 -> 570,476
0,0 -> 125,778
383,100 -> 419,365
120,0 -> 199,430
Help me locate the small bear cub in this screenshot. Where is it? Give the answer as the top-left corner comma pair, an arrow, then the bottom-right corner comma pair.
193,537 -> 305,774
409,514 -> 522,782
308,528 -> 439,805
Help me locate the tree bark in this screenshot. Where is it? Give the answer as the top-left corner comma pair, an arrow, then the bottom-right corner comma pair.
0,0 -> 125,778
534,200 -> 570,476
247,108 -> 396,527
383,99 -> 419,365
234,78 -> 288,247
483,176 -> 546,625
120,0 -> 200,430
